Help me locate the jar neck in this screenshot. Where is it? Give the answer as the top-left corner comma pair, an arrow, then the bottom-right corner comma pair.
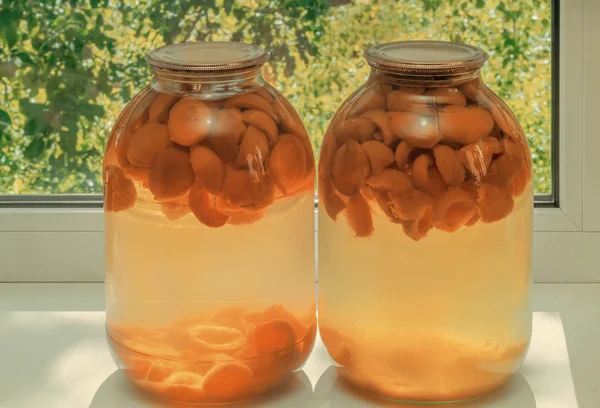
368,67 -> 481,87
151,67 -> 265,97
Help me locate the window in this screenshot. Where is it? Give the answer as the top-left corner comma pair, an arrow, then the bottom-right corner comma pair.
1,0 -> 597,283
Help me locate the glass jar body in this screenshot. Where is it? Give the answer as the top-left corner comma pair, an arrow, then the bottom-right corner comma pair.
317,71 -> 533,402
103,72 -> 316,404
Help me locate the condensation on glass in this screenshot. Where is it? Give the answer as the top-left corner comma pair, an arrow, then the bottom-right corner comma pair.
318,41 -> 533,403
103,42 -> 316,404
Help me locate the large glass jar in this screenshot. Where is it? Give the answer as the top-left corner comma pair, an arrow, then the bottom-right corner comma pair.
318,41 -> 533,403
103,42 -> 316,404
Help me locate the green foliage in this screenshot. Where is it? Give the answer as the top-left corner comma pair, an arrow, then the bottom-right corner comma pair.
0,0 -> 552,194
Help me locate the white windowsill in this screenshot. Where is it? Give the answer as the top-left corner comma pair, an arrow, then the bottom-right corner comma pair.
0,282 -> 597,408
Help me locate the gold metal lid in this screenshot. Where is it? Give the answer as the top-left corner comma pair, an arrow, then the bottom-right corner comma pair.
364,41 -> 488,75
146,42 -> 268,73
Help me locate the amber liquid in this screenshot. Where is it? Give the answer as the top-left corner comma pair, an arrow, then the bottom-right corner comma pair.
105,185 -> 316,404
318,186 -> 533,402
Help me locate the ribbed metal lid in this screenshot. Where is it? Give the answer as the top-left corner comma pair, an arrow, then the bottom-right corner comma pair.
364,41 -> 488,75
146,42 -> 268,73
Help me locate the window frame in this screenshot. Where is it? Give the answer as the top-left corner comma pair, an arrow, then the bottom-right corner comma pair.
0,0 -> 596,283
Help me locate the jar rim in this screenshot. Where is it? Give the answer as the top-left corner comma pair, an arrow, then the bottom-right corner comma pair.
364,40 -> 488,75
146,41 -> 269,73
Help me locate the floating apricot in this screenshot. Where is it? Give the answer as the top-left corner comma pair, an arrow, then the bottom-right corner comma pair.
318,135 -> 337,177
190,146 -> 225,195
348,88 -> 386,118
412,154 -> 447,197
319,176 -> 346,220
361,140 -> 395,175
163,371 -> 205,403
187,324 -> 246,352
459,78 -> 483,102
224,93 -> 277,121
235,126 -> 270,168
483,138 -> 526,188
511,166 -> 530,197
438,105 -> 494,144
458,137 -> 503,180
394,140 -> 415,169
188,183 -> 230,228
267,134 -> 307,194
345,192 -> 374,237
432,188 -> 477,232
401,210 -> 433,241
272,97 -> 304,138
242,109 -> 279,144
162,193 -> 191,220
361,184 -> 375,201
423,87 -> 467,106
432,145 -> 466,186
202,362 -> 253,402
222,169 -> 274,206
361,110 -> 394,145
331,140 -> 371,196
148,147 -> 195,200
367,168 -> 412,193
389,111 -> 442,148
104,165 -> 136,212
389,189 -> 433,220
168,99 -> 213,146
206,108 -> 244,162
477,183 -> 515,223
254,87 -> 274,103
125,164 -> 150,182
148,93 -> 180,123
387,87 -> 426,111
126,123 -> 171,169
334,118 -> 377,145
371,188 -> 395,220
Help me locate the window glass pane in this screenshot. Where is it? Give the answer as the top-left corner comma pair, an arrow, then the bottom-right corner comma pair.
0,0 -> 552,195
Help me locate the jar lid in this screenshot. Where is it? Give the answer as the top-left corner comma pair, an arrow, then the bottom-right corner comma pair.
146,42 -> 269,73
364,41 -> 488,75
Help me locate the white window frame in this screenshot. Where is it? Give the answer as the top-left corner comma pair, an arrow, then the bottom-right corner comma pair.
0,0 -> 597,283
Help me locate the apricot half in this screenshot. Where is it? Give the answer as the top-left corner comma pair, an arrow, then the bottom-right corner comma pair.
345,192 -> 374,237
267,134 -> 307,194
224,93 -> 277,121
423,87 -> 467,106
148,93 -> 180,124
126,123 -> 171,168
438,105 -> 494,144
104,165 -> 136,212
432,144 -> 466,187
188,183 -> 230,228
235,126 -> 270,168
190,146 -> 225,195
242,109 -> 279,145
361,140 -> 395,175
202,362 -> 253,402
148,147 -> 195,201
477,183 -> 515,223
206,108 -> 244,162
331,140 -> 371,196
319,176 -> 346,220
168,99 -> 213,146
433,188 -> 477,232
222,169 -> 275,207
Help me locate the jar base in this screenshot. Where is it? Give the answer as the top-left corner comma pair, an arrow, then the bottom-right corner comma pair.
105,326 -> 315,405
336,367 -> 514,404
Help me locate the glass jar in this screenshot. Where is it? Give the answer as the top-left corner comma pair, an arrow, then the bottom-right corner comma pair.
103,42 -> 316,404
318,41 -> 533,403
